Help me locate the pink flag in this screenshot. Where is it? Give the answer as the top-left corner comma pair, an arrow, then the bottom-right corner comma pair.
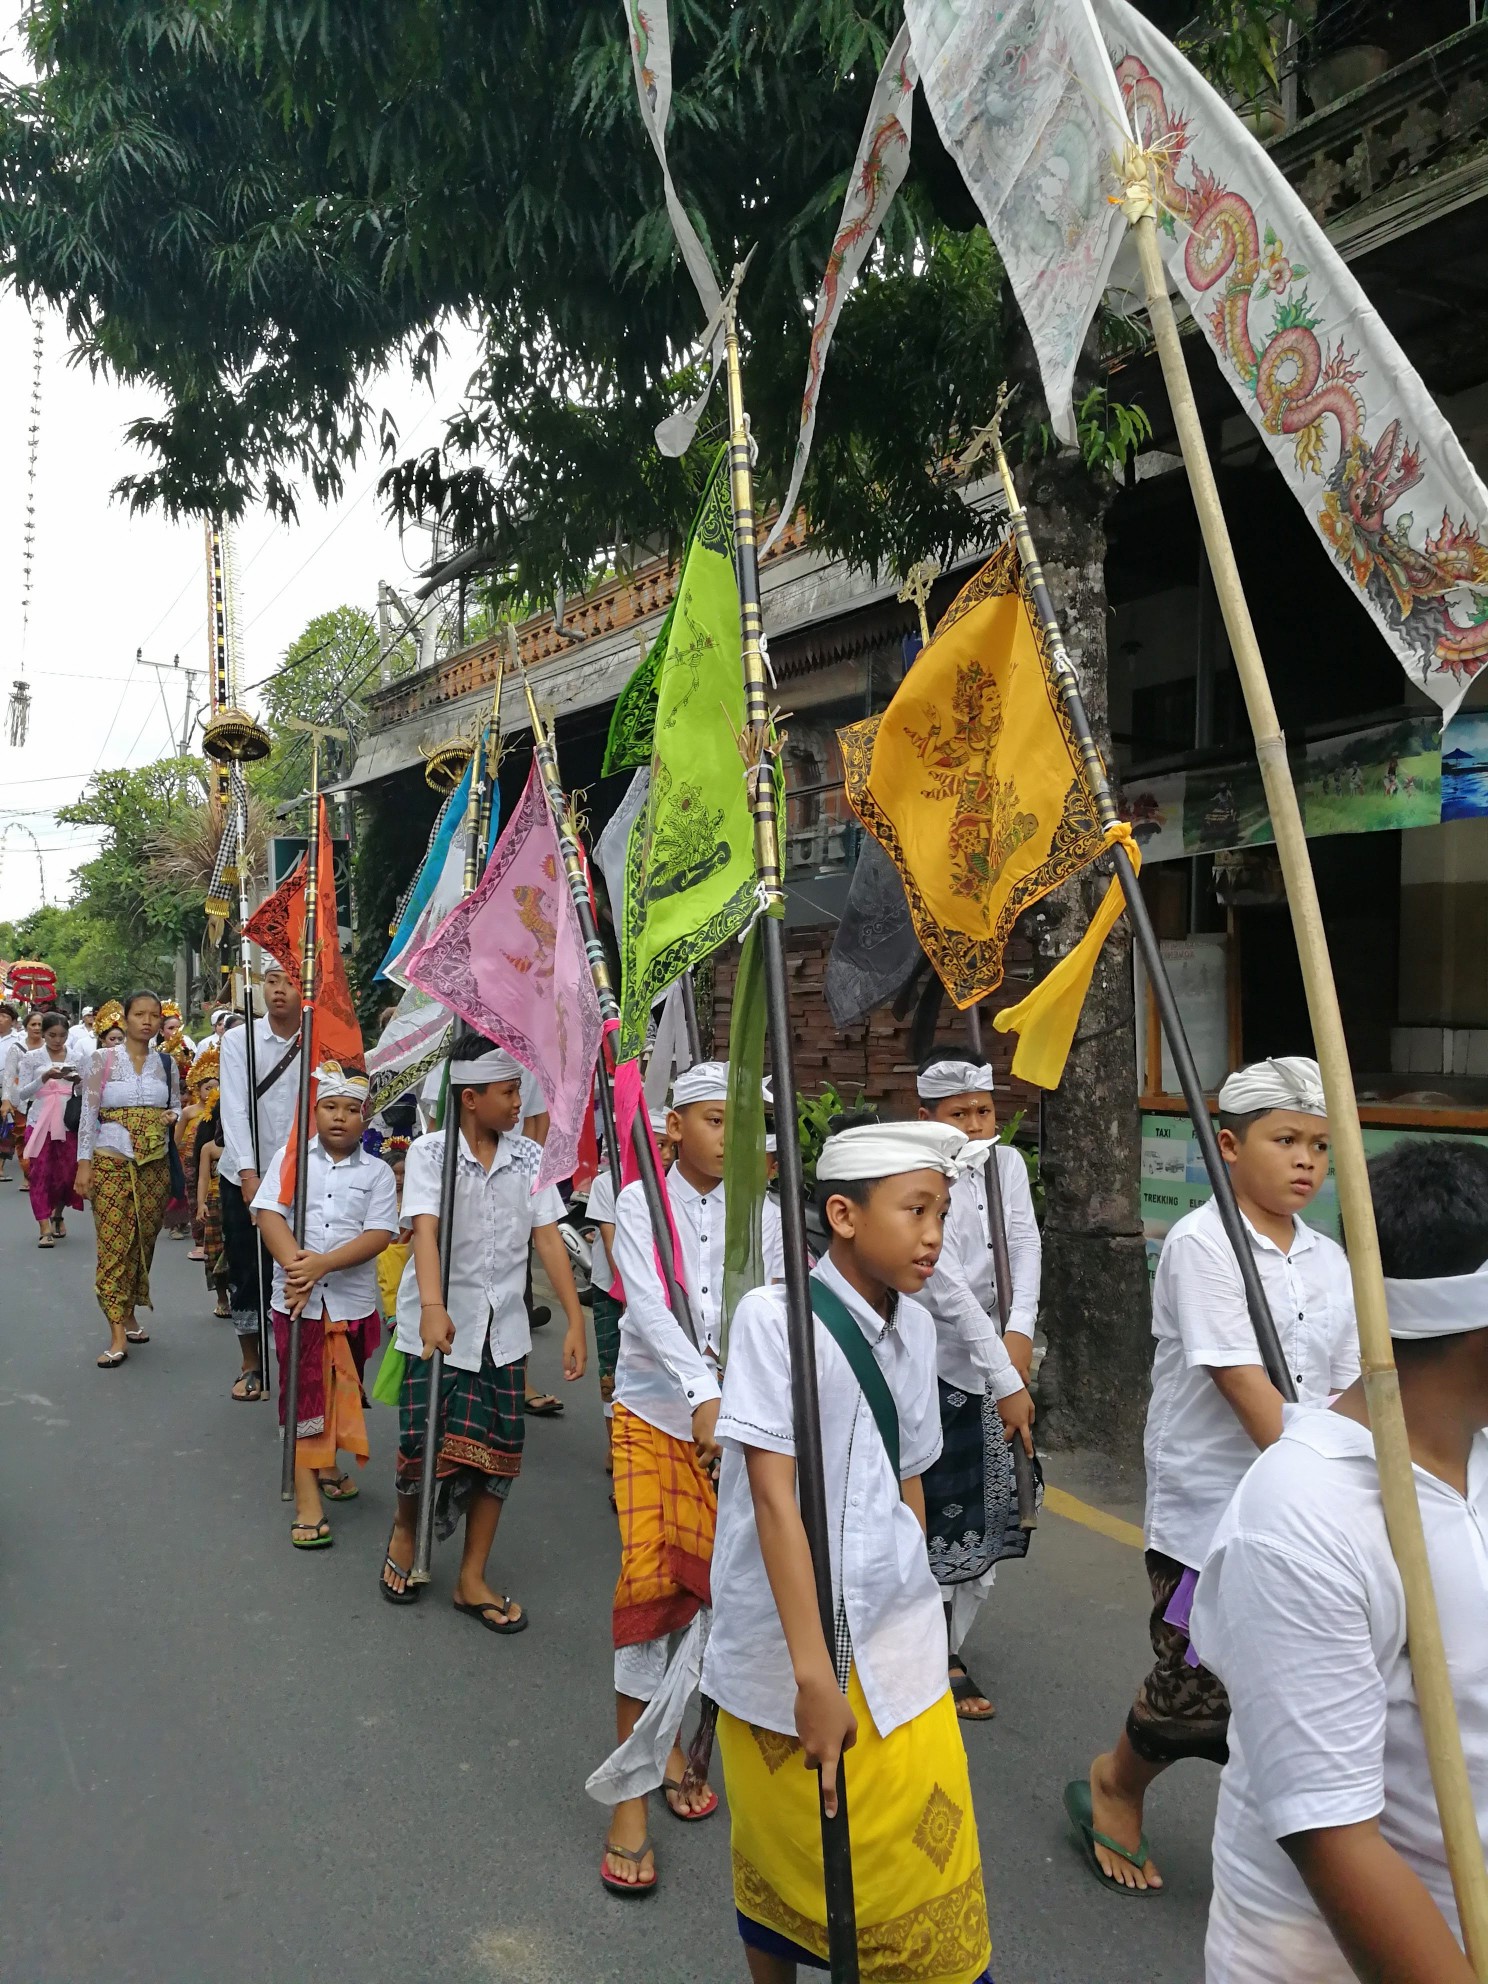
403,763 -> 602,1190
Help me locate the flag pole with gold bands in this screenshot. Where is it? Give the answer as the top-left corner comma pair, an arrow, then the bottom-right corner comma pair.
516,649 -> 699,1336
722,267 -> 861,1983
411,678 -> 502,1585
970,400 -> 1294,1404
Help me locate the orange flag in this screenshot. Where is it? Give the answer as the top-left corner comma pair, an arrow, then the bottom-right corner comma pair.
248,797 -> 364,1215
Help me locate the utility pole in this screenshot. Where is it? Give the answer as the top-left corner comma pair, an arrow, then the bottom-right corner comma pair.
137,649 -> 206,760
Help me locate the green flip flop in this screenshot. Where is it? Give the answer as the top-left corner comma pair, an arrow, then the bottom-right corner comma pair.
1062,1780 -> 1160,1898
291,1519 -> 334,1551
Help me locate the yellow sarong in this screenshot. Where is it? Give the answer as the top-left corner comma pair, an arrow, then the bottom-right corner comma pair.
718,1670 -> 992,1983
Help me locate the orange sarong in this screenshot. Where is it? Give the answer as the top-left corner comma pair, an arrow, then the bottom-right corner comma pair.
611,1401 -> 716,1647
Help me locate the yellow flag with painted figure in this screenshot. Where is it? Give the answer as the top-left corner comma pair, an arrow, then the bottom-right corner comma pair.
839,539 -> 1137,1087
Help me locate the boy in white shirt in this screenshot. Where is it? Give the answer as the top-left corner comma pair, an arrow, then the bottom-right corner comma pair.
917,1054 -> 1039,1719
585,1106 -> 676,1477
379,1036 -> 587,1629
601,1061 -> 782,1895
1069,1054 -> 1359,1894
1193,1137 -> 1488,1984
252,1063 -> 399,1549
702,1117 -> 994,1983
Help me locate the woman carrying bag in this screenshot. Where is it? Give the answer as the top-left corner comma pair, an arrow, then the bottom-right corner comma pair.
76,991 -> 183,1368
14,1010 -> 84,1246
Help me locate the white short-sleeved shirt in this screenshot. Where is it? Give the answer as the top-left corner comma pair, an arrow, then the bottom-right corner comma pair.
919,1144 -> 1040,1398
393,1126 -> 564,1372
701,1254 -> 947,1741
251,1138 -> 398,1320
1192,1406 -> 1488,1956
218,1015 -> 301,1188
1143,1196 -> 1359,1569
586,1166 -> 618,1291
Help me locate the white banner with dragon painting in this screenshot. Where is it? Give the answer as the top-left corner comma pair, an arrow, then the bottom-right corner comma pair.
905,0 -> 1133,445
1100,0 -> 1488,718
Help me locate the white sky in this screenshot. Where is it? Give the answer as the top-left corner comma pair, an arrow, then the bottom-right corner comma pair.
0,290 -> 485,922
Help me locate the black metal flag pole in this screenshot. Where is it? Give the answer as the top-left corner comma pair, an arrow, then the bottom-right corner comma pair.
235,773 -> 273,1393
278,721 -> 347,1499
722,266 -> 860,1981
411,685 -> 502,1585
965,396 -> 1294,1402
517,655 -> 697,1335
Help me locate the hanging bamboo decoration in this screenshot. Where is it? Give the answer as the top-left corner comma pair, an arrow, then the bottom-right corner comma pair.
1121,162 -> 1488,1968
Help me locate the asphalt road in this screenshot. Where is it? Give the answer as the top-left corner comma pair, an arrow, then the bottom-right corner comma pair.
0,1177 -> 1216,1983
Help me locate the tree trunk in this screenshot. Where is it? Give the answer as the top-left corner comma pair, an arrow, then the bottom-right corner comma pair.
1018,451 -> 1150,1467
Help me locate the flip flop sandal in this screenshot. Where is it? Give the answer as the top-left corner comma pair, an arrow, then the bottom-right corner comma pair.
452,1594 -> 528,1635
187,1247 -> 207,1261
37,1235 -> 54,1249
949,1663 -> 996,1721
213,1302 -> 232,1319
600,1839 -> 657,1898
381,1551 -> 419,1605
319,1474 -> 359,1501
1062,1780 -> 1161,1898
96,1349 -> 128,1368
662,1775 -> 719,1822
231,1371 -> 267,1402
523,1393 -> 564,1417
52,1219 -> 66,1237
291,1520 -> 333,1550
125,1328 -> 150,1344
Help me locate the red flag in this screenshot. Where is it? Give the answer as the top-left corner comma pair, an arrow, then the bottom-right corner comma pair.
243,855 -> 306,972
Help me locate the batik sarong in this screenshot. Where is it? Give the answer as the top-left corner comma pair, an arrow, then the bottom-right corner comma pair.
718,1668 -> 994,1983
90,1151 -> 172,1327
924,1379 -> 1039,1586
220,1177 -> 273,1339
1126,1548 -> 1231,1766
396,1343 -> 526,1539
610,1401 -> 715,1647
26,1128 -> 81,1225
592,1289 -> 623,1389
271,1307 -> 371,1473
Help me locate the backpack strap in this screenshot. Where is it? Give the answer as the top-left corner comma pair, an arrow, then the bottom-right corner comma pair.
808,1277 -> 900,1481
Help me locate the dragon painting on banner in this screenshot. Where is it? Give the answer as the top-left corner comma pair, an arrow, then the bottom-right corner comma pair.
1103,0 -> 1488,716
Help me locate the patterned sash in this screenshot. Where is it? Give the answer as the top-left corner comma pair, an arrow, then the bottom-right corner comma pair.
100,1104 -> 170,1168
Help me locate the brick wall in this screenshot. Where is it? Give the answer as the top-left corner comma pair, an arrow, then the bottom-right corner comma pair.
709,925 -> 1044,1135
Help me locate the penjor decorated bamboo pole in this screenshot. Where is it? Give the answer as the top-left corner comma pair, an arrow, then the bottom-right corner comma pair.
969,403 -> 1296,1404
279,724 -> 345,1500
722,271 -> 860,1982
411,685 -> 502,1585
518,657 -> 693,1311
1120,176 -> 1488,1963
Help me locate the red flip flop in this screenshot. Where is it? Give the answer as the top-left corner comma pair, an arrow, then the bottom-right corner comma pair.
662,1777 -> 719,1822
600,1840 -> 657,1897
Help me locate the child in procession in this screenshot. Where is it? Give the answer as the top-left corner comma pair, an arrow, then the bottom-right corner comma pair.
916,1052 -> 1039,1719
701,1116 -> 994,1983
1192,1137 -> 1488,1984
1069,1055 -> 1360,1895
601,1061 -> 782,1897
586,1105 -> 676,1482
380,1035 -> 587,1627
252,1062 -> 399,1549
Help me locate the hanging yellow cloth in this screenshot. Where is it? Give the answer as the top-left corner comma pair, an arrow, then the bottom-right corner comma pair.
993,824 -> 1140,1088
839,540 -> 1106,1009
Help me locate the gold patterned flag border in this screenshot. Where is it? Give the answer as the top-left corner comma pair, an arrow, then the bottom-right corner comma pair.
839,539 -> 1102,1009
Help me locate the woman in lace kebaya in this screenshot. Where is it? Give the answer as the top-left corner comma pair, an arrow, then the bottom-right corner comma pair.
76,990 -> 181,1368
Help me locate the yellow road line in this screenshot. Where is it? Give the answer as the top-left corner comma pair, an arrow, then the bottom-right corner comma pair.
1042,1484 -> 1144,1550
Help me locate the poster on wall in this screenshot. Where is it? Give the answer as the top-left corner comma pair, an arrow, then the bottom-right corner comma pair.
1122,771 -> 1186,863
1302,717 -> 1440,835
1442,712 -> 1488,821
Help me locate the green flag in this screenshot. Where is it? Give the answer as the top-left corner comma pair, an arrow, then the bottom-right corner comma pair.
618,466 -> 757,1059
602,450 -> 726,778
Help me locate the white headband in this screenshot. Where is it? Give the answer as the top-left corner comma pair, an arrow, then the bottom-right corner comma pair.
765,1133 -> 778,1154
917,1059 -> 995,1101
1218,1055 -> 1326,1118
260,953 -> 294,978
817,1121 -> 993,1184
452,1048 -> 525,1085
314,1063 -> 369,1102
647,1107 -> 672,1139
1386,1264 -> 1488,1339
672,1060 -> 729,1107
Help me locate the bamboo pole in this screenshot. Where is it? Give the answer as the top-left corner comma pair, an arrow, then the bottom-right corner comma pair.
233,767 -> 272,1393
723,275 -> 860,1983
1128,187 -> 1488,1968
410,714 -> 492,1586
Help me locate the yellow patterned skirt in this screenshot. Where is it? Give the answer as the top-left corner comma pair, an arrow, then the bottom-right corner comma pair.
717,1669 -> 992,1983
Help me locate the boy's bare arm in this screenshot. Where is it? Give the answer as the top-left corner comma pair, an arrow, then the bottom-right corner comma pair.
902,1473 -> 927,1533
410,1211 -> 454,1354
744,1446 -> 858,1816
254,1207 -> 300,1272
531,1221 -> 587,1381
1284,1821 -> 1476,1984
1208,1364 -> 1286,1449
